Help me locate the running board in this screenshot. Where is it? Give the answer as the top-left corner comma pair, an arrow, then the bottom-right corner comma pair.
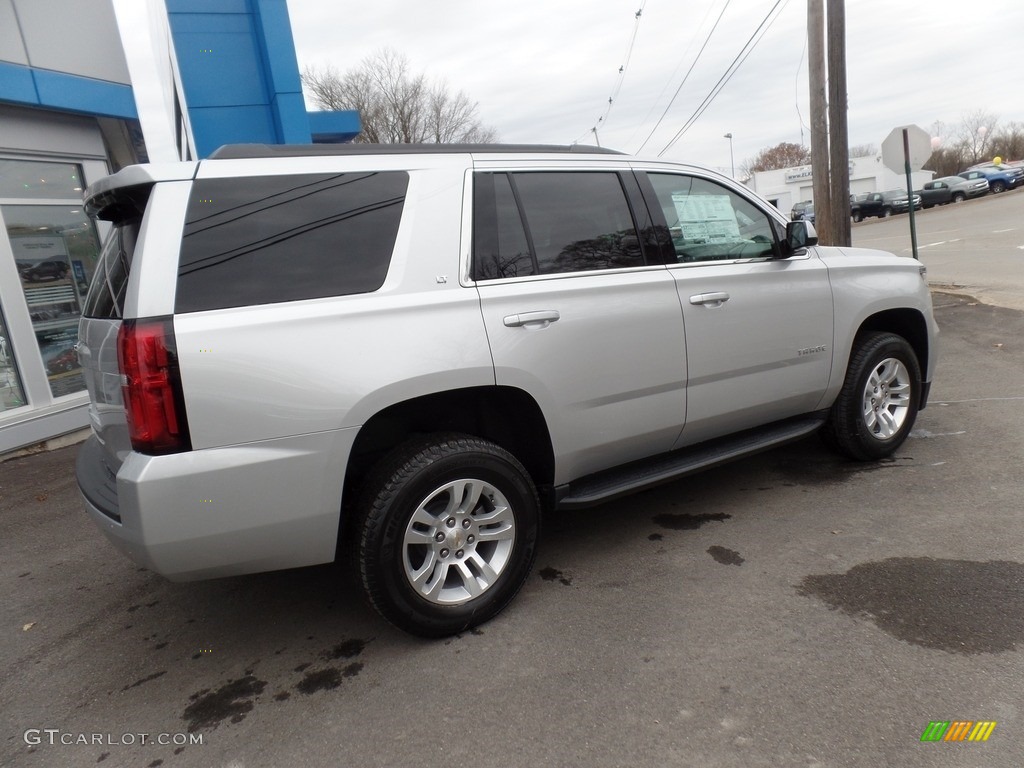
555,412 -> 828,510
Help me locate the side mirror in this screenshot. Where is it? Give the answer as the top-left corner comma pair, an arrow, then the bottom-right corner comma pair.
785,219 -> 817,254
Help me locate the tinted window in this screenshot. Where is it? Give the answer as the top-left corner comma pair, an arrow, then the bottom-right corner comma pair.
473,171 -> 643,279
176,172 -> 407,313
646,174 -> 776,263
83,218 -> 141,319
473,173 -> 535,279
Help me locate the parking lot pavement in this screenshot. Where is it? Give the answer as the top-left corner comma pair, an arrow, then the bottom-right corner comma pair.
3,294 -> 1024,768
852,188 -> 1024,311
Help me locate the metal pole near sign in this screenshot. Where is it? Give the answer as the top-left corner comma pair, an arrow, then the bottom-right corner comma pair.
902,128 -> 920,261
883,124 -> 929,261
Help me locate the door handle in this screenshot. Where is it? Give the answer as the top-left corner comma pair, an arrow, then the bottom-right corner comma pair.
503,310 -> 561,328
689,291 -> 730,306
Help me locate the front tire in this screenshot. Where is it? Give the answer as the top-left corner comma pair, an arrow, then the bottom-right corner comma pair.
822,332 -> 922,461
357,434 -> 540,637
991,181 -> 1006,194
952,192 -> 966,203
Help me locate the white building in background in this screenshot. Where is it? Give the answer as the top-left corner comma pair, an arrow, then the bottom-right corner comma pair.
747,155 -> 934,215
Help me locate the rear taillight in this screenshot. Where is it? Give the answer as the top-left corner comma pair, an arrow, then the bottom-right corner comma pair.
117,317 -> 191,454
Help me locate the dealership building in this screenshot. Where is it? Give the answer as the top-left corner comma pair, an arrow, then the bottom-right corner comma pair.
747,154 -> 933,215
0,0 -> 358,453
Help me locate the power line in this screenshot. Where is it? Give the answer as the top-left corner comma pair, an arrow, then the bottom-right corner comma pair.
599,2 -> 647,126
635,0 -> 733,155
657,0 -> 790,157
795,33 -> 809,144
573,3 -> 647,145
621,0 -> 717,150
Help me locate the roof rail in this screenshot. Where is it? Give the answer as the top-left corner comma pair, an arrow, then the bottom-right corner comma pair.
208,143 -> 625,160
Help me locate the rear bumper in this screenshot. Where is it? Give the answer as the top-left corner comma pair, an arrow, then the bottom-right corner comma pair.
76,428 -> 359,581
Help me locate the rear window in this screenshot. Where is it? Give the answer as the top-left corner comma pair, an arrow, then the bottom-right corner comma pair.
83,219 -> 142,319
176,172 -> 408,313
83,183 -> 152,320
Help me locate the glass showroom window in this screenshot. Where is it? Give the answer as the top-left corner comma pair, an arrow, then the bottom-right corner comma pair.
0,160 -> 101,399
0,302 -> 27,412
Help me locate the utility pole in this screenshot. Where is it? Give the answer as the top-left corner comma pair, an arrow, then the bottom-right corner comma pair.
807,0 -> 831,244
827,0 -> 851,246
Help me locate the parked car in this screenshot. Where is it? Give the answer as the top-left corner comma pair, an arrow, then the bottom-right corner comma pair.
791,200 -> 814,222
45,346 -> 79,375
916,176 -> 989,207
959,165 -> 1023,193
76,143 -> 938,637
850,190 -> 921,221
18,259 -> 69,282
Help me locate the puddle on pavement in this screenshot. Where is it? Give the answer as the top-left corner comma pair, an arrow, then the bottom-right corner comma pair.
181,635 -> 370,730
653,512 -> 731,530
798,557 -> 1024,654
707,546 -> 744,566
183,675 -> 267,731
773,452 -> 914,487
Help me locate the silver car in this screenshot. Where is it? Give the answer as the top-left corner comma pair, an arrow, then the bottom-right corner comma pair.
76,144 -> 938,636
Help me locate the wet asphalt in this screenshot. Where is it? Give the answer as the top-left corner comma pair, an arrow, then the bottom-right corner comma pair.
2,293 -> 1023,768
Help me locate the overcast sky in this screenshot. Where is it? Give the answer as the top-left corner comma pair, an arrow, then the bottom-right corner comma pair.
287,0 -> 1024,174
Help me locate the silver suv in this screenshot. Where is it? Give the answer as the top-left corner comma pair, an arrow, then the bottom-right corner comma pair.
76,144 -> 938,637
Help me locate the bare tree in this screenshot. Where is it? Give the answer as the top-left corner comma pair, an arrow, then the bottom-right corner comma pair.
921,111 -> 1021,174
923,146 -> 964,178
740,142 -> 812,177
303,49 -> 497,144
848,143 -> 877,158
991,121 -> 1024,163
955,109 -> 998,165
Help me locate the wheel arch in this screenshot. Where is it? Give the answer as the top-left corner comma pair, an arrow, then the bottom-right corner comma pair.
340,386 -> 555,530
853,308 -> 930,384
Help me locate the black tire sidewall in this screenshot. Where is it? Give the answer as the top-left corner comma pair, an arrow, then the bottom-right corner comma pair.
359,437 -> 540,637
833,334 -> 921,460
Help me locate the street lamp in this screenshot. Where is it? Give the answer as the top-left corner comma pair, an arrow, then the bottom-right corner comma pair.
723,133 -> 735,178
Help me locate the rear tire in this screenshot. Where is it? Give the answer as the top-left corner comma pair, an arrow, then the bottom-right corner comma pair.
822,332 -> 922,461
356,434 -> 540,637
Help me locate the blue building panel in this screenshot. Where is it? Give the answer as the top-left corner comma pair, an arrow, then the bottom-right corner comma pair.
251,0 -> 303,94
189,104 -> 279,157
0,62 -> 39,105
0,62 -> 137,119
166,0 -> 329,157
169,13 -> 269,108
308,110 -> 362,144
271,92 -> 313,145
166,0 -> 250,11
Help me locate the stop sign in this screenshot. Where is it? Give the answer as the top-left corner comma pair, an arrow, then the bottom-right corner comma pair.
881,124 -> 932,173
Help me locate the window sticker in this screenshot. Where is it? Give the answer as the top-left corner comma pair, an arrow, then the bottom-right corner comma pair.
670,194 -> 741,244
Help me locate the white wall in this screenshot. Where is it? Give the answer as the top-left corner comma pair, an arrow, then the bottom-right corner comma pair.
748,155 -> 934,209
3,0 -> 130,84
